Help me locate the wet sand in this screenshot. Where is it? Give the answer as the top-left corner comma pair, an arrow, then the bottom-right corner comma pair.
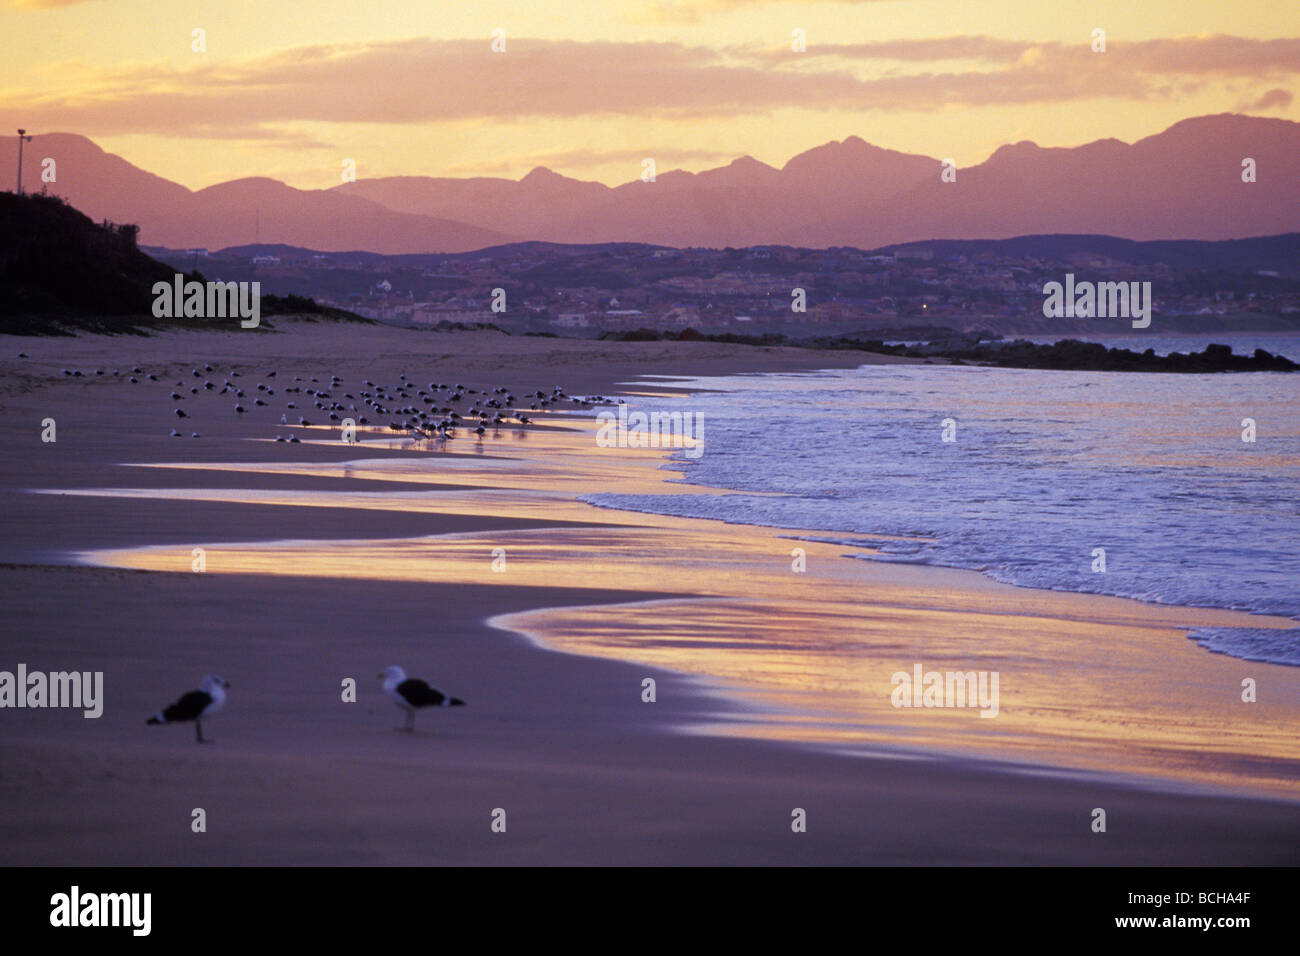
0,322 -> 1296,865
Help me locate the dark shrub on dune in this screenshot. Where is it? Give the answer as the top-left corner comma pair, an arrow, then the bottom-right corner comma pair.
0,192 -> 182,333
0,192 -> 368,335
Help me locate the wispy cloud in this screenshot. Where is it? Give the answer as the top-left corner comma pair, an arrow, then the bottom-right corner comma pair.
1,34 -> 1294,139
769,34 -> 1300,74
3,0 -> 100,8
633,0 -> 897,25
441,145 -> 738,177
1244,87 -> 1293,109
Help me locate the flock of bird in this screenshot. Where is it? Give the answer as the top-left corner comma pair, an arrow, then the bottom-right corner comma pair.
146,667 -> 465,742
65,360 -> 618,742
53,361 -> 619,443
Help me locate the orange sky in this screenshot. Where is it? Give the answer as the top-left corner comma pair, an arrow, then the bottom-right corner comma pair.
0,0 -> 1296,188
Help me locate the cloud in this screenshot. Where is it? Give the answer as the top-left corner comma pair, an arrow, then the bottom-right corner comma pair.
634,0 -> 896,24
759,36 -> 1032,63
781,34 -> 1300,75
0,34 -> 1294,139
1245,87 -> 1293,109
3,0 -> 100,8
0,39 -> 869,134
440,146 -> 738,177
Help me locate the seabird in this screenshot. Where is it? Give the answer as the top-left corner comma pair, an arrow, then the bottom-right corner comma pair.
379,665 -> 464,731
146,674 -> 231,743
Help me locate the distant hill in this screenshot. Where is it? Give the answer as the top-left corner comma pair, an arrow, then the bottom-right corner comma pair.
0,135 -> 514,254
149,232 -> 1300,279
4,114 -> 1296,253
145,240 -> 673,270
0,193 -> 366,335
872,234 -> 1300,277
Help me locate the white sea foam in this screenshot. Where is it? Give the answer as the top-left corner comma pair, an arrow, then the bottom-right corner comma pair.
584,342 -> 1300,666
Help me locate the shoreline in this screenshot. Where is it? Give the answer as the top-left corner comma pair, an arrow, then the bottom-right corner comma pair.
488,596 -> 1297,807
2,322 -> 1297,864
64,389 -> 1300,799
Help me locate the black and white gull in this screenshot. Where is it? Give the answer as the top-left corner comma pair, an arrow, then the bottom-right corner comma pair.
146,674 -> 230,743
379,665 -> 464,731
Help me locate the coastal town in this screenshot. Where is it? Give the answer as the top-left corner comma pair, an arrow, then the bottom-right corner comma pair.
149,238 -> 1300,338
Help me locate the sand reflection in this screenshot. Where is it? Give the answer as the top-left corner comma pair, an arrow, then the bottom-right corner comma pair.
69,417 -> 1300,797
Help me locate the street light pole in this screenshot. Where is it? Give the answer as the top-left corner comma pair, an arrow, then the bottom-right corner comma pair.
16,129 -> 33,196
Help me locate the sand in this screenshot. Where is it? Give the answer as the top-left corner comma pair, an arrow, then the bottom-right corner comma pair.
0,321 -> 1296,865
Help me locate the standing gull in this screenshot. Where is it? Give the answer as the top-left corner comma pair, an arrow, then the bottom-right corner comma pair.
146,674 -> 230,743
379,665 -> 465,731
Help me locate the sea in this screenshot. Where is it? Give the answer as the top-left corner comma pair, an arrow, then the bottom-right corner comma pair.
584,332 -> 1300,666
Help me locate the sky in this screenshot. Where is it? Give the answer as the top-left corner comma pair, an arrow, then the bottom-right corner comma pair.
0,0 -> 1296,190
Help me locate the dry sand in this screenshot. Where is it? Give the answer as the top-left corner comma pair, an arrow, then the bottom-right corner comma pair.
0,321 -> 1296,865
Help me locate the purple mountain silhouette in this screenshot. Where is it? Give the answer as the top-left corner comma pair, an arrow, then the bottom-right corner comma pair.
2,115 -> 1294,253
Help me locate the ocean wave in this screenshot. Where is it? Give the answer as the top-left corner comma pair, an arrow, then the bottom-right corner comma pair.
588,357 -> 1300,666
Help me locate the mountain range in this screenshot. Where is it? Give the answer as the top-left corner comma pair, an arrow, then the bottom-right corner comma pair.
2,114 -> 1296,254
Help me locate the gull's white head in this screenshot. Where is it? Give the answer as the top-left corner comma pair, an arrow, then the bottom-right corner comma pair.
200,674 -> 230,693
379,665 -> 407,684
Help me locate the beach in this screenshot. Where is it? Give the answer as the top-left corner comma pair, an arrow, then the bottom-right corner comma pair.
1,321 -> 1297,866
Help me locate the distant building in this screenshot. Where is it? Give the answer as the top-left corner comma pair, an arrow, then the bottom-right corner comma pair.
411,305 -> 495,325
